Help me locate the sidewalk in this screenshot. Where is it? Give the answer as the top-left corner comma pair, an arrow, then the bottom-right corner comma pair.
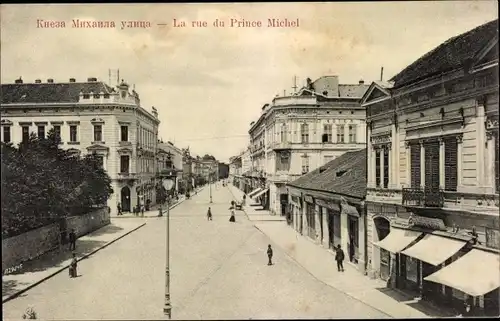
254,221 -> 455,319
227,184 -> 286,222
2,219 -> 146,303
110,191 -> 192,218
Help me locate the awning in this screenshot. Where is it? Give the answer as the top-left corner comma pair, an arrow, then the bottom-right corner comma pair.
247,188 -> 262,197
401,234 -> 466,266
373,228 -> 422,253
253,188 -> 269,199
424,249 -> 500,296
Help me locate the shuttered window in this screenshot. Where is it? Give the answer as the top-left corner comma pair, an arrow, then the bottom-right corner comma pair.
375,150 -> 381,187
496,132 -> 499,193
383,147 -> 389,188
444,137 -> 458,191
410,144 -> 421,187
424,141 -> 440,190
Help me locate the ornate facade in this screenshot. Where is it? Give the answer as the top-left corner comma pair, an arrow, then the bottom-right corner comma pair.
0,76 -> 160,214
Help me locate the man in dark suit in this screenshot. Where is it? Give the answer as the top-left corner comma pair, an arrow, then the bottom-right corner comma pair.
69,229 -> 76,251
335,244 -> 345,272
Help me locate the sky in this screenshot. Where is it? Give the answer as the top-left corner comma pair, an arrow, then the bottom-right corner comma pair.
1,2 -> 498,162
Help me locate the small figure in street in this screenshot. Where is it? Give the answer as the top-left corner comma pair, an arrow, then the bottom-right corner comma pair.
141,204 -> 145,217
68,229 -> 76,251
335,244 -> 345,272
207,207 -> 213,221
267,244 -> 273,265
229,206 -> 236,222
117,202 -> 122,216
69,253 -> 78,278
242,194 -> 246,206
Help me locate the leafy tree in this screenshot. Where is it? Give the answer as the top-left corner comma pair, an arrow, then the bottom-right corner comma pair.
1,130 -> 113,239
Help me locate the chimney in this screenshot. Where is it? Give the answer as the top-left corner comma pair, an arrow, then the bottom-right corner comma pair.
359,79 -> 365,84
35,79 -> 41,84
69,78 -> 76,83
47,79 -> 54,83
87,77 -> 97,82
380,67 -> 384,81
15,77 -> 23,84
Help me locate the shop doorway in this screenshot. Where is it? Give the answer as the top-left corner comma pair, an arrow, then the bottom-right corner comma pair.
120,186 -> 131,212
348,216 -> 359,263
280,194 -> 288,216
374,217 -> 391,280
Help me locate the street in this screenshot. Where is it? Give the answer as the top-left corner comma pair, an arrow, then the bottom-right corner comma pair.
2,184 -> 389,320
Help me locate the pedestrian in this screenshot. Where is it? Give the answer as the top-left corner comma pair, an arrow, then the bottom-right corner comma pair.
229,206 -> 236,222
117,202 -> 122,216
267,244 -> 273,265
141,204 -> 145,217
207,207 -> 213,221
242,194 -> 246,206
335,244 -> 345,272
68,229 -> 76,251
69,253 -> 78,278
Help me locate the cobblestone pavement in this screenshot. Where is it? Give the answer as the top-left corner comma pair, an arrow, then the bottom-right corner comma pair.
2,185 -> 389,320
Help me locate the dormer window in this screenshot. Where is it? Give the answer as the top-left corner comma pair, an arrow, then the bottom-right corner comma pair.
83,94 -> 90,99
121,91 -> 127,99
94,93 -> 100,98
104,93 -> 110,99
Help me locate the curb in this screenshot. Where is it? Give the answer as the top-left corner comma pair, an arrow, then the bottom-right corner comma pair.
251,224 -> 393,318
2,222 -> 147,304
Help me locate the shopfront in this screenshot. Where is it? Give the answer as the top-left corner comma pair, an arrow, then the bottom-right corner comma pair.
316,198 -> 341,250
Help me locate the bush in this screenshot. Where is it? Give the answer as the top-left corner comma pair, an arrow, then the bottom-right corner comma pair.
1,130 -> 113,239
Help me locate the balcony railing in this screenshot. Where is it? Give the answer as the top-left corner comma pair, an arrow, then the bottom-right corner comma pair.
272,141 -> 291,150
402,187 -> 444,207
117,172 -> 137,180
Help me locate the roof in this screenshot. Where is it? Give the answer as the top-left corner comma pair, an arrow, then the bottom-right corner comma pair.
338,84 -> 370,98
288,148 -> 367,199
1,81 -> 115,104
390,19 -> 498,88
296,76 -> 369,99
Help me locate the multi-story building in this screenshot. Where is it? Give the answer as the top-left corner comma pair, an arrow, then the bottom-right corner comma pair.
248,76 -> 369,216
229,153 -> 243,189
363,19 -> 499,315
240,147 -> 252,194
157,140 -> 183,191
0,76 -> 160,214
217,162 -> 229,180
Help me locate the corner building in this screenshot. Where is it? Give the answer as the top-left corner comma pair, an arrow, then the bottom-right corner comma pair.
0,76 -> 160,214
363,20 -> 499,316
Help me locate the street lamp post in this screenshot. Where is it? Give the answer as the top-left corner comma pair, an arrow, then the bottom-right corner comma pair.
162,176 -> 174,319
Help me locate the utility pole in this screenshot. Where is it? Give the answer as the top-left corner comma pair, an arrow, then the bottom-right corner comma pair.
209,165 -> 213,203
164,194 -> 172,319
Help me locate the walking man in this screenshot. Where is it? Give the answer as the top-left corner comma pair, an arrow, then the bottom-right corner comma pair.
68,229 -> 76,251
207,207 -> 213,221
117,202 -> 122,216
267,244 -> 273,266
69,252 -> 78,278
335,244 -> 345,272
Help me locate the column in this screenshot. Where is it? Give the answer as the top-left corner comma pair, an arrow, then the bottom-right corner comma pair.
477,101 -> 486,187
486,132 -> 496,192
405,142 -> 411,187
344,124 -> 349,143
332,123 -> 337,143
439,138 -> 445,189
315,204 -> 321,243
322,207 -> 330,249
301,203 -> 307,235
358,205 -> 366,274
367,124 -> 374,187
380,146 -> 385,188
420,141 -> 426,188
372,148 -> 377,187
340,209 -> 349,255
370,216 -> 380,279
391,123 -> 398,188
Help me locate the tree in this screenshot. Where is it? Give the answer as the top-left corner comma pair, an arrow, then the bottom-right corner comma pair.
1,130 -> 113,239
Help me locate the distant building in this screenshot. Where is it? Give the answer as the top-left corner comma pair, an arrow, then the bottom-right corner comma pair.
248,75 -> 369,216
157,140 -> 183,191
229,152 -> 243,189
362,19 -> 499,316
0,76 -> 160,213
217,162 -> 229,179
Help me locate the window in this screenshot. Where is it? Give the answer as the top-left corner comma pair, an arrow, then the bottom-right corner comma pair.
280,123 -> 287,143
93,125 -> 102,142
410,144 -> 421,187
120,155 -> 130,173
383,148 -> 389,188
276,152 -> 290,171
121,126 -> 128,142
69,125 -> 78,142
348,125 -> 357,143
95,155 -> 104,168
37,125 -> 45,139
83,94 -> 90,99
444,137 -> 458,191
3,126 -> 11,143
496,132 -> 499,193
424,141 -> 440,190
375,149 -> 381,187
93,93 -> 100,99
337,125 -> 345,143
322,124 -> 332,143
301,123 -> 309,143
22,126 -> 29,143
301,154 -> 309,173
53,125 -> 61,140
104,94 -> 110,99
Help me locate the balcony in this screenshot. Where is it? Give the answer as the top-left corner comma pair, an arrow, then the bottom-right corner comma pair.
402,187 -> 444,208
271,141 -> 291,151
117,172 -> 137,182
